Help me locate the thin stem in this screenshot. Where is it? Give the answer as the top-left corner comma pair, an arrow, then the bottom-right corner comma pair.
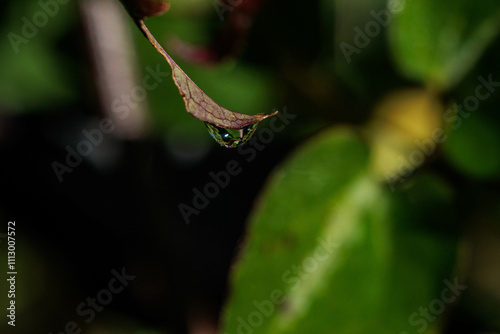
135,19 -> 178,69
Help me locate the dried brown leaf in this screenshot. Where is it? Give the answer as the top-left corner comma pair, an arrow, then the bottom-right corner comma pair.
136,20 -> 277,129
119,1 -> 278,130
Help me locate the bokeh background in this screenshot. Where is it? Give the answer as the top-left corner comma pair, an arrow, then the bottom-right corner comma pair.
1,0 -> 500,333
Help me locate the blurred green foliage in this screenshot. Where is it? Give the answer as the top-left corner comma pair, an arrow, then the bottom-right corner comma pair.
221,0 -> 500,333
0,1 -> 76,111
1,0 -> 500,333
222,129 -> 458,334
389,0 -> 500,89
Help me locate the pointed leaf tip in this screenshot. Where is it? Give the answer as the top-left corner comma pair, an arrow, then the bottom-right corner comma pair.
170,61 -> 278,129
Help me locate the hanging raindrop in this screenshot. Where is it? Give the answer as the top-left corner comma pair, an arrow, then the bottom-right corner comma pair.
205,122 -> 258,148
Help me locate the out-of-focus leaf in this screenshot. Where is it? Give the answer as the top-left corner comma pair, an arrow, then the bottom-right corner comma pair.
444,112 -> 500,179
0,44 -> 75,111
389,0 -> 500,89
119,0 -> 170,20
368,88 -> 443,184
221,128 -> 458,334
0,0 -> 76,111
170,0 -> 271,65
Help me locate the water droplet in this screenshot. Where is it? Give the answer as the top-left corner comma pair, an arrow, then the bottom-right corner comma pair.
204,122 -> 258,148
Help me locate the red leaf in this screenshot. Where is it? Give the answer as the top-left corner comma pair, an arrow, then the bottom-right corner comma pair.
120,0 -> 169,19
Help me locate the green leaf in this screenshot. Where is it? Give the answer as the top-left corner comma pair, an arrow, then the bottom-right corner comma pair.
0,0 -> 77,111
0,43 -> 75,111
221,128 -> 458,334
444,112 -> 500,179
389,0 -> 500,89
